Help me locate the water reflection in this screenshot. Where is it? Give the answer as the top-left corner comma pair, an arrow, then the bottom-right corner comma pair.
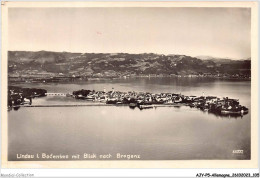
203,109 -> 246,119
8,101 -> 248,118
8,105 -> 251,160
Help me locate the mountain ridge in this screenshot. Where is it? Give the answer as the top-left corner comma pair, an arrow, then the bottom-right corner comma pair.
8,51 -> 251,78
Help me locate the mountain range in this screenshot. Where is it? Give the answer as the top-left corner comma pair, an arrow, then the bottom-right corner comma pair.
8,51 -> 251,77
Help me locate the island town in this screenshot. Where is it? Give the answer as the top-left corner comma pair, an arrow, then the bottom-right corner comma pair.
8,86 -> 249,117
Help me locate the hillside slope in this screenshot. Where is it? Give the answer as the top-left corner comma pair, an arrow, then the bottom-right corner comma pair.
8,51 -> 251,77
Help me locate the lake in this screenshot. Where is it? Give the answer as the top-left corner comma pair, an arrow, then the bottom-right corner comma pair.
8,77 -> 251,160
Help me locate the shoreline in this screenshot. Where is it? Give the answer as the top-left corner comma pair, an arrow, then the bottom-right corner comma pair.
8,76 -> 251,85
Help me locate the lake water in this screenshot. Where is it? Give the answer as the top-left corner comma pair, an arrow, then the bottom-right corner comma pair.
8,78 -> 251,160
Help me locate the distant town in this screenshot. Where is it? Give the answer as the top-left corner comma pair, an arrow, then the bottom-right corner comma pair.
8,73 -> 251,84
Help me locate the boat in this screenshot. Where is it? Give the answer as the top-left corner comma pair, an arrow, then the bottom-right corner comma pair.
221,109 -> 243,114
129,103 -> 137,108
220,104 -> 249,115
75,94 -> 85,99
85,95 -> 95,100
138,105 -> 153,110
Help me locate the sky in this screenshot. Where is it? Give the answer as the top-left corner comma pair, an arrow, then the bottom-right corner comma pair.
8,7 -> 251,59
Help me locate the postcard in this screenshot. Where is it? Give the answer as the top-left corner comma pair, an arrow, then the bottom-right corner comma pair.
1,1 -> 258,168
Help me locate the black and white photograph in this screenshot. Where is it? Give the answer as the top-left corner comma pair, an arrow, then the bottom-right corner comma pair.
1,1 -> 258,169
